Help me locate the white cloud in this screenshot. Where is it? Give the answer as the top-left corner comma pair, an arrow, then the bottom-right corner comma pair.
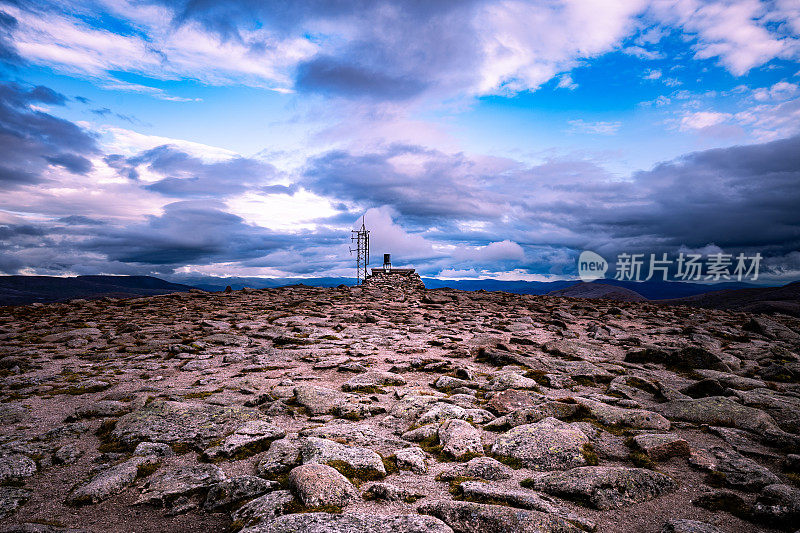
753,81 -> 799,101
679,110 -> 732,130
644,68 -> 663,79
5,2 -> 316,92
557,74 -> 578,90
567,119 -> 622,135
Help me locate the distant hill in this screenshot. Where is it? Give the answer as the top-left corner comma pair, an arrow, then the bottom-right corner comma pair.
0,275 -> 197,306
172,275 -> 768,300
660,280 -> 800,316
546,282 -> 647,302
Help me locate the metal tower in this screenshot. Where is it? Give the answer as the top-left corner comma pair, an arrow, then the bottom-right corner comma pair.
350,216 -> 369,284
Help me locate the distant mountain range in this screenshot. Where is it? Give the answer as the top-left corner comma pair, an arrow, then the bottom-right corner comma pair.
1,274 -> 797,316
0,275 -> 195,306
546,282 -> 647,302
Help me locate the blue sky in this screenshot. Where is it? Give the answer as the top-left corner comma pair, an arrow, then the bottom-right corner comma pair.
0,0 -> 799,281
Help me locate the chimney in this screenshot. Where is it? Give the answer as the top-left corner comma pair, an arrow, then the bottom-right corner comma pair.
383,253 -> 392,272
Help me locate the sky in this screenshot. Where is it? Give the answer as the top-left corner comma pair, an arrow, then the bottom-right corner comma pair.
0,0 -> 799,283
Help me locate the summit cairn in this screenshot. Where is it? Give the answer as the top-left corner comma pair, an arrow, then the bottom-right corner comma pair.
361,253 -> 425,292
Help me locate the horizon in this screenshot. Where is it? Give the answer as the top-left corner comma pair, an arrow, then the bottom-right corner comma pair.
1,1 -> 799,284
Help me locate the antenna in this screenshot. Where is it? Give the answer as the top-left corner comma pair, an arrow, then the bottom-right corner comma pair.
350,215 -> 369,285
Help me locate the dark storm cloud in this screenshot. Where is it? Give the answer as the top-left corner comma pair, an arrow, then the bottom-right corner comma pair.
304,144 -> 508,221
0,82 -> 98,187
108,145 -> 278,198
152,0 -> 481,100
604,134 -> 800,254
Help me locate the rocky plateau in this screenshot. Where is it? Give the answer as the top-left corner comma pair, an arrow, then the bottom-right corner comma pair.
0,277 -> 799,532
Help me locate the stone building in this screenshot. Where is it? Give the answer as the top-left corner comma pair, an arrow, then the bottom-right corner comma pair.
361,254 -> 426,291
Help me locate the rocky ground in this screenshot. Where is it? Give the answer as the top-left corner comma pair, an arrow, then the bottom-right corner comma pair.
1,278 -> 799,532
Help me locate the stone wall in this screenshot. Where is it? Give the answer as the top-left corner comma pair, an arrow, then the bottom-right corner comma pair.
361,271 -> 426,292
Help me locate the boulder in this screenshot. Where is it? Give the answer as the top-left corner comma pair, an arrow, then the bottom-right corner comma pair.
436,457 -> 513,482
418,499 -> 582,533
300,437 -> 386,480
341,371 -> 406,392
287,464 -> 358,508
111,400 -> 260,449
633,434 -> 690,461
203,420 -> 284,460
490,417 -> 589,470
137,464 -> 226,508
203,475 -> 277,512
67,456 -> 159,505
231,490 -> 295,527
439,419 -> 483,460
528,466 -> 677,510
575,397 -> 670,430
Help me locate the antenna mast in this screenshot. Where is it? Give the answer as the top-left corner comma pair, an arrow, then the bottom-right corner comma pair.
350,216 -> 370,285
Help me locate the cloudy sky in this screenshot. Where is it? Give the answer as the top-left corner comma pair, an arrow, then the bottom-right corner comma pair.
0,0 -> 799,282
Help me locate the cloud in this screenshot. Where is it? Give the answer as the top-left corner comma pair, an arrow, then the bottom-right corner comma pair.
679,110 -> 732,131
0,81 -> 98,187
303,144 -> 510,221
567,119 -> 622,135
107,144 -> 278,198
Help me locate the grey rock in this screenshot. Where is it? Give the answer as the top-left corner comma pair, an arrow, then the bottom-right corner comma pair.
362,482 -> 415,502
484,404 -> 579,431
300,437 -> 386,479
256,436 -> 302,477
67,456 -> 159,505
203,475 -> 277,512
750,483 -> 800,528
240,512 -> 453,533
0,487 -> 31,519
286,463 -> 358,508
418,499 -> 582,533
133,442 -> 174,458
529,466 -> 677,510
53,443 -> 82,465
203,420 -> 284,460
633,434 -> 690,461
230,490 -> 295,527
299,421 -> 377,446
458,481 -> 559,512
490,417 -> 588,470
662,519 -> 725,533
576,397 -> 670,430
111,400 -> 261,449
439,419 -> 483,460
341,371 -> 406,392
293,385 -> 356,416
691,446 -> 780,490
65,400 -> 130,421
394,446 -> 427,474
436,457 -> 513,481
656,396 -> 784,440
482,371 -> 540,391
0,454 -> 37,484
137,463 -> 226,507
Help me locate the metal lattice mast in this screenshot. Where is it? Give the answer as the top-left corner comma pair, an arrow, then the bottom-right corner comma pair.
350,216 -> 369,284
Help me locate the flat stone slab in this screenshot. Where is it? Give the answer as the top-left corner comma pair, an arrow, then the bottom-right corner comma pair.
240,512 -> 453,533
576,397 -> 670,430
418,499 -> 582,533
527,466 -> 677,510
203,420 -> 285,459
67,456 -> 159,505
111,400 -> 261,449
